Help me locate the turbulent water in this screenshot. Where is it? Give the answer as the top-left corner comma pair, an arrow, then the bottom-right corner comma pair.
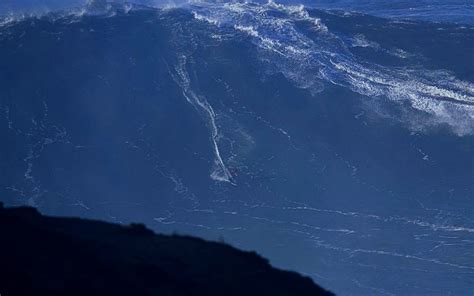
1,1 -> 473,295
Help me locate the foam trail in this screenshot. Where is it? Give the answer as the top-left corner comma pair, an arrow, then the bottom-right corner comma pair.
171,56 -> 234,184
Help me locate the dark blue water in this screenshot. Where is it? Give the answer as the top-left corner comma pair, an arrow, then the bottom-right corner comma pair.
302,0 -> 474,24
1,1 -> 473,295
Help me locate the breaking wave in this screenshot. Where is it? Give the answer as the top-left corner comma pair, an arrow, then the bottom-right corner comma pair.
1,1 -> 473,136
188,1 -> 474,135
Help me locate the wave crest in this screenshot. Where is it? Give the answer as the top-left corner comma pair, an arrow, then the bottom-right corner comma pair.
189,0 -> 474,135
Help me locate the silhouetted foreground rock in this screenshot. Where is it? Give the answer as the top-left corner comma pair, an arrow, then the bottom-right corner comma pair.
0,203 -> 334,296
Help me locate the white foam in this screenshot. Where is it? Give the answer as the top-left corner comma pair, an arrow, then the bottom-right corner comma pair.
266,0 -> 327,31
193,11 -> 219,25
351,34 -> 380,49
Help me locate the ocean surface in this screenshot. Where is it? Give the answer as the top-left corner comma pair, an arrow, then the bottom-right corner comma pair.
1,1 -> 473,295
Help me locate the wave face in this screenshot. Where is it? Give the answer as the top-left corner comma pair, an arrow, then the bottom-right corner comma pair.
1,2 -> 473,295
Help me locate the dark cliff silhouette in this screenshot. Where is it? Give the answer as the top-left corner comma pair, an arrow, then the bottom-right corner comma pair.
0,203 -> 334,296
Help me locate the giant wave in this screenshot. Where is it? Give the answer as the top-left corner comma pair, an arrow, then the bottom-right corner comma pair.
1,1 -> 473,295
